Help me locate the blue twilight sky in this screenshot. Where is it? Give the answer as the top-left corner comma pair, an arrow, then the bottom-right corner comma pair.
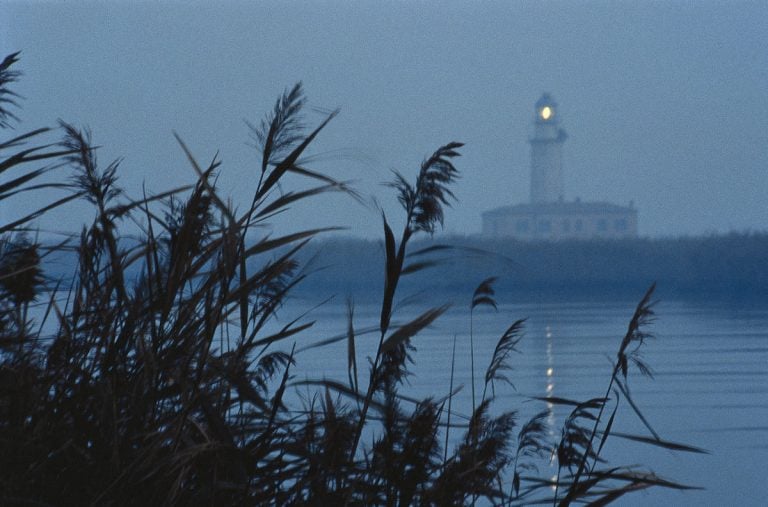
2,0 -> 767,239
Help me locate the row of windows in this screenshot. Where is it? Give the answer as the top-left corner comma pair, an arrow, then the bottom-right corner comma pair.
515,218 -> 629,234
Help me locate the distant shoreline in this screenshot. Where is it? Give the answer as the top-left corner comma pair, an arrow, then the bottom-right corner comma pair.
40,231 -> 767,303
292,231 -> 768,302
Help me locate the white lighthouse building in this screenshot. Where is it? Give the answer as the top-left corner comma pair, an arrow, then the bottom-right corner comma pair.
482,94 -> 637,240
529,93 -> 566,204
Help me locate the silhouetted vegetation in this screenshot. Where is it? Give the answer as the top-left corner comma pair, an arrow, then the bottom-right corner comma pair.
1,53 -> 704,505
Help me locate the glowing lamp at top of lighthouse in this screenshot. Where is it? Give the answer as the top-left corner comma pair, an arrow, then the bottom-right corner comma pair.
534,93 -> 558,124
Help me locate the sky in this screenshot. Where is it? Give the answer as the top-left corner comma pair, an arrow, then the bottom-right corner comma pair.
2,0 -> 767,239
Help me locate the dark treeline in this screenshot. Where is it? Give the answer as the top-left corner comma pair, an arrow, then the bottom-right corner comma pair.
43,231 -> 768,300
295,232 -> 768,301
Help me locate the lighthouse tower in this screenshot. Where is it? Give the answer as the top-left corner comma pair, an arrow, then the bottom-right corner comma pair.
481,93 -> 637,240
529,93 -> 567,203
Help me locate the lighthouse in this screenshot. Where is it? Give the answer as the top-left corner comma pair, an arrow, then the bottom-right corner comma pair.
481,93 -> 637,240
529,93 -> 567,203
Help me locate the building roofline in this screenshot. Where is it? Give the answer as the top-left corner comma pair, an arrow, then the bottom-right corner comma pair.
483,200 -> 637,217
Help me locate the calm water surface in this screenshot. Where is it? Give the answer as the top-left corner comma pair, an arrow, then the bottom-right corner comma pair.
288,296 -> 768,506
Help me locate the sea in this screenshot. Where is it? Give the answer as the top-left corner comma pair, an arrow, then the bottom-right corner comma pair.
285,294 -> 768,506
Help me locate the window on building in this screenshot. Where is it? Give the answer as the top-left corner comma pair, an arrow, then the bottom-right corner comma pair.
597,219 -> 608,232
537,220 -> 551,233
562,219 -> 571,232
516,220 -> 529,233
575,219 -> 583,232
615,218 -> 627,231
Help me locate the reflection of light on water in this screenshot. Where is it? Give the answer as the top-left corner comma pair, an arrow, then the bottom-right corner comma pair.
545,323 -> 556,447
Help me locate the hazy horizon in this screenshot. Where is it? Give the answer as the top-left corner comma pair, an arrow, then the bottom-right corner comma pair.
3,1 -> 767,239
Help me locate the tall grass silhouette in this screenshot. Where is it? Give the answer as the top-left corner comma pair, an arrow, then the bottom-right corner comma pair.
0,53 -> 704,506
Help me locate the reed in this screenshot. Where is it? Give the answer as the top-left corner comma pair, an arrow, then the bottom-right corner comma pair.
0,53 -> 703,506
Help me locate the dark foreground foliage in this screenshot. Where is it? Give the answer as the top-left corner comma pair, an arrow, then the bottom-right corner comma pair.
0,53 -> 704,506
